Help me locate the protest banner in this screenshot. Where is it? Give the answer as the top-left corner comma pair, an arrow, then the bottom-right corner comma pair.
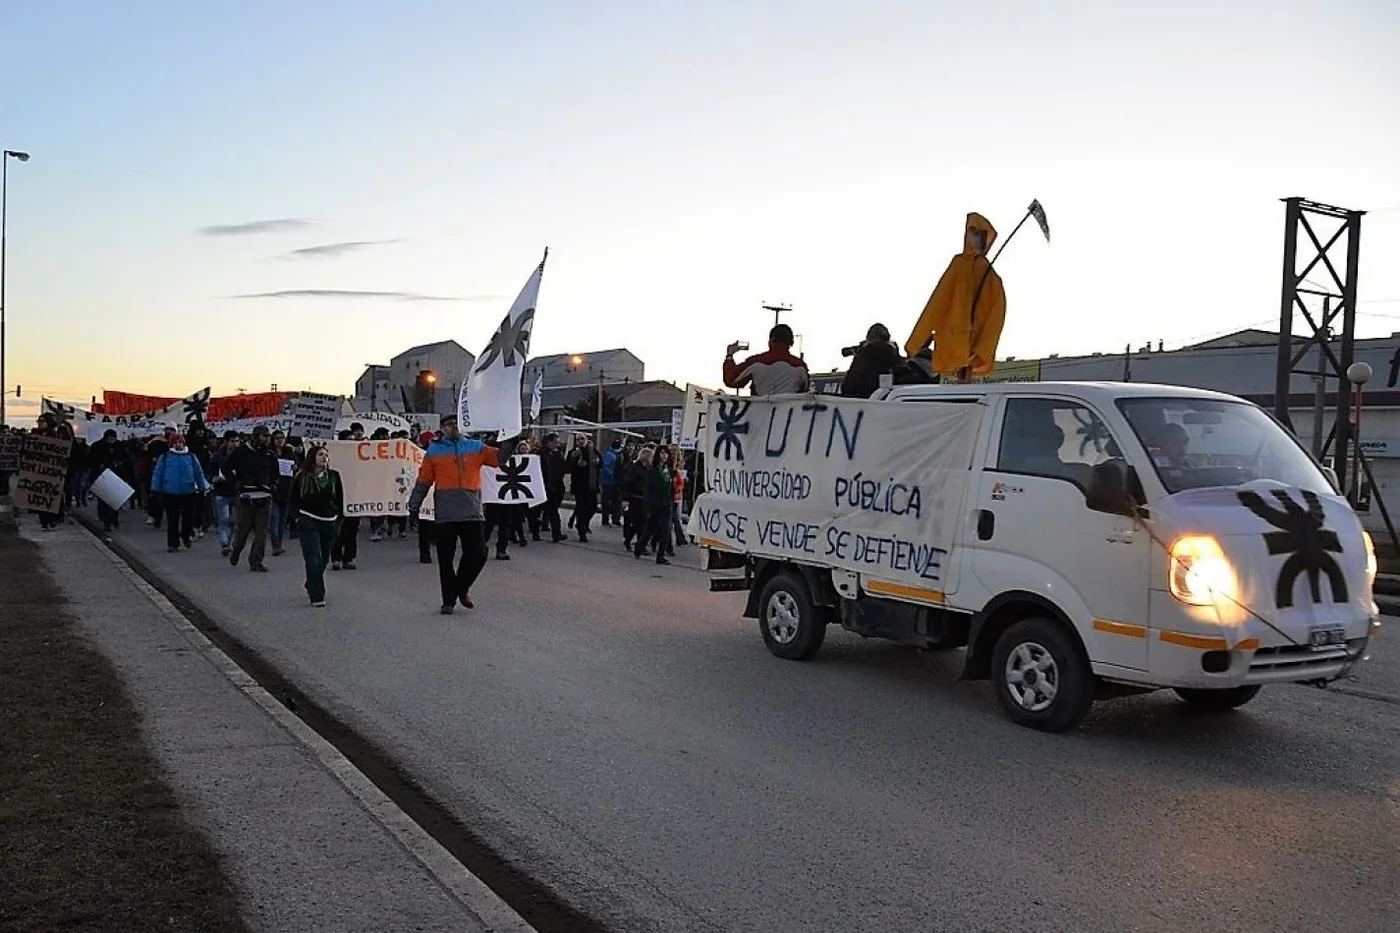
687,395 -> 981,591
327,439 -> 425,519
481,454 -> 545,505
670,408 -> 683,446
83,419 -> 174,443
14,435 -> 73,513
337,411 -> 414,435
0,432 -> 22,473
286,392 -> 342,439
205,415 -> 295,437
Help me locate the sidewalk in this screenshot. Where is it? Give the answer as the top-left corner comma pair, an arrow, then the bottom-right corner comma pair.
18,520 -> 524,933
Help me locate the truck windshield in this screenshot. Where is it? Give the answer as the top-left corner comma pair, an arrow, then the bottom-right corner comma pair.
1116,397 -> 1333,495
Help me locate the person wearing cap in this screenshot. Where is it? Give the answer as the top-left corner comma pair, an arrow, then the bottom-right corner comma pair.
722,323 -> 810,397
407,412 -> 516,614
225,424 -> 280,572
150,432 -> 210,552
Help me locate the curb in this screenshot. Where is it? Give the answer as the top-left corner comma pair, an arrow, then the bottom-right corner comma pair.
69,511 -> 548,933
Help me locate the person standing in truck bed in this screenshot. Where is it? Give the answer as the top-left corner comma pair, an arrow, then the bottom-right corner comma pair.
723,324 -> 810,396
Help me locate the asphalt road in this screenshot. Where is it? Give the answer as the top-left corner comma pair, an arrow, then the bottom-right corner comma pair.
102,515 -> 1400,933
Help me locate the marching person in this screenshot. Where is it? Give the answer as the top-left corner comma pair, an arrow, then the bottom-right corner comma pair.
567,433 -> 602,542
600,439 -> 622,527
287,445 -> 344,608
331,428 -> 362,570
540,432 -> 566,543
407,413 -> 516,615
621,445 -> 651,550
225,424 -> 280,572
150,432 -> 210,552
90,428 -> 135,537
210,431 -> 240,556
635,445 -> 674,565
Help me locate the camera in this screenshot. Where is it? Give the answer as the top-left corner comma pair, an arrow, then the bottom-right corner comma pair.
840,344 -> 861,358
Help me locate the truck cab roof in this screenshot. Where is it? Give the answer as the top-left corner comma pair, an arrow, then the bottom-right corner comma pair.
878,381 -> 1251,407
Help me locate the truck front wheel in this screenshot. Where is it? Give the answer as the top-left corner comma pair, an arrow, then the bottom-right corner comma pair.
758,572 -> 827,661
1173,685 -> 1261,711
991,617 -> 1095,732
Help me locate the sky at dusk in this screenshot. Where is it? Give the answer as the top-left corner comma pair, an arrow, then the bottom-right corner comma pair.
1,0 -> 1398,421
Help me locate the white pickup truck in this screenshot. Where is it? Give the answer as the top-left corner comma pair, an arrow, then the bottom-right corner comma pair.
691,382 -> 1380,732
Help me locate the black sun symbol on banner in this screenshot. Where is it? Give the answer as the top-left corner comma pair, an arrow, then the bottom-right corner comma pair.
1238,489 -> 1348,608
712,400 -> 751,461
494,457 -> 535,501
475,308 -> 535,374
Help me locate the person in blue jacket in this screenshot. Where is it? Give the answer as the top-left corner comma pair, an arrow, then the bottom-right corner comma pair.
600,439 -> 621,527
151,431 -> 210,552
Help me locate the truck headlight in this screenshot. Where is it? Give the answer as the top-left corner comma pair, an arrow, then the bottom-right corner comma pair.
1364,531 -> 1378,585
1169,535 -> 1238,607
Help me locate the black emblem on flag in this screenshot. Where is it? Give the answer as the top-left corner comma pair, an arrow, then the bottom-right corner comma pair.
183,389 -> 211,424
495,457 -> 535,501
712,400 -> 751,461
475,308 -> 535,373
1238,489 -> 1348,608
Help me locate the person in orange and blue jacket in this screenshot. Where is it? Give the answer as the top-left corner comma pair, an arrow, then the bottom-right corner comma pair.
406,413 -> 518,615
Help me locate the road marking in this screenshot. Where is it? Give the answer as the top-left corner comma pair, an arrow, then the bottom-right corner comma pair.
84,534 -> 539,933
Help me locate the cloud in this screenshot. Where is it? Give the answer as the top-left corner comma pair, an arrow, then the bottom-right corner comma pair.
231,289 -> 493,302
197,218 -> 312,236
276,239 -> 404,260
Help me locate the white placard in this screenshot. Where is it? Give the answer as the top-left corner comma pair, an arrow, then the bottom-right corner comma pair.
687,395 -> 981,591
286,393 -> 342,440
680,383 -> 719,451
338,411 -> 414,435
90,468 -> 136,510
278,458 -> 295,477
670,408 -> 683,445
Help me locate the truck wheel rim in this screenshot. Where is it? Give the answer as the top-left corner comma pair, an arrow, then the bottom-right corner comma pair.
766,591 -> 800,645
1005,641 -> 1058,713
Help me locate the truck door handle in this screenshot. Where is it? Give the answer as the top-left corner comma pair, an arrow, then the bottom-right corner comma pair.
977,509 -> 995,541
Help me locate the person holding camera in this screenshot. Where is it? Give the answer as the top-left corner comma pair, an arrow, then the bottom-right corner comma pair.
840,323 -> 905,398
723,324 -> 809,396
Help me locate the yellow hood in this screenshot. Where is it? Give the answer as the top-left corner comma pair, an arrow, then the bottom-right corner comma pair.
962,213 -> 998,255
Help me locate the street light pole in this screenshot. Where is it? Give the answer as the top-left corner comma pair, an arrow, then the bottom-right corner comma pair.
1,149 -> 32,428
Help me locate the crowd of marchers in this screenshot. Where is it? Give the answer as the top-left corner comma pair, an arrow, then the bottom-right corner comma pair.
0,412 -> 696,614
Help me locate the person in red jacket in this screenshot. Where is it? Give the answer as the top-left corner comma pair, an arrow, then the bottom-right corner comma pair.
722,324 -> 809,396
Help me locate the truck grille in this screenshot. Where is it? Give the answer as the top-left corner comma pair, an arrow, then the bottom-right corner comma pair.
1249,640 -> 1363,674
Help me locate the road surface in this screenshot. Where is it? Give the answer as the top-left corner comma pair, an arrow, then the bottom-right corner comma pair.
102,517 -> 1400,933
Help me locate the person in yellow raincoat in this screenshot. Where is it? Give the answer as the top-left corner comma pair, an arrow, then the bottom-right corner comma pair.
904,212 -> 1007,381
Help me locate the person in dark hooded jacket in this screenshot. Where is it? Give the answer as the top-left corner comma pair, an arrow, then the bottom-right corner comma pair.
840,323 -> 906,398
540,433 -> 566,543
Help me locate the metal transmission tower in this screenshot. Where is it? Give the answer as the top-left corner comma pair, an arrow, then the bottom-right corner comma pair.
1273,198 -> 1364,492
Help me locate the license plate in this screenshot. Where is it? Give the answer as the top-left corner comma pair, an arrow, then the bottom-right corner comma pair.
1308,624 -> 1347,649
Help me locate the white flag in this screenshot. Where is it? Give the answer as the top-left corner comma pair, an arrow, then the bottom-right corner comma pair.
460,251 -> 546,436
529,371 -> 543,422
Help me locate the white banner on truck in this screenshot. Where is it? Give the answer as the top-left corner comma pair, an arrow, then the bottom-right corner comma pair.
687,395 -> 981,591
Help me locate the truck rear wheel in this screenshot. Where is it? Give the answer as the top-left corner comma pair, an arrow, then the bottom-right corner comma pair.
991,617 -> 1094,732
1173,685 -> 1261,711
758,572 -> 827,661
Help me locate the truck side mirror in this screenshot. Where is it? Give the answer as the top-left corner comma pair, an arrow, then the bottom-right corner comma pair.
1086,461 -> 1137,516
1322,466 -> 1340,492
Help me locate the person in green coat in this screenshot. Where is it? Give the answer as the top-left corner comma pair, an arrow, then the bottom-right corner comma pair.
633,445 -> 674,566
287,445 -> 345,608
